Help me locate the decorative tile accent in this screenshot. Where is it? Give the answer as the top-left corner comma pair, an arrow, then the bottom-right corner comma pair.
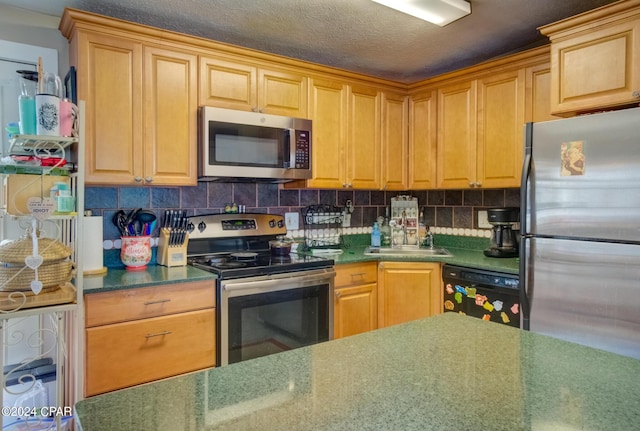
182,182 -> 208,208
257,183 -> 279,207
85,187 -> 118,210
150,187 -> 179,208
95,183 -> 519,243
233,183 -> 257,206
279,189 -> 299,207
208,182 -> 233,207
118,187 -> 150,208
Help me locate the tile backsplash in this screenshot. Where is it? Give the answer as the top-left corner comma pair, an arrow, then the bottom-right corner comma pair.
86,183 -> 520,241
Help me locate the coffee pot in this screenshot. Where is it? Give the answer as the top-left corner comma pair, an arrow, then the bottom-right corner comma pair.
484,207 -> 519,258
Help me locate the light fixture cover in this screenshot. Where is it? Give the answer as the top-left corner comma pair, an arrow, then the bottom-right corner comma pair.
371,0 -> 471,26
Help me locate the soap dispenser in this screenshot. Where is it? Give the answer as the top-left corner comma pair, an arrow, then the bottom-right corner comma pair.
371,222 -> 381,248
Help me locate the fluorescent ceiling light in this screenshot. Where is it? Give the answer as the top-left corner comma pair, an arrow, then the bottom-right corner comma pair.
371,0 -> 471,26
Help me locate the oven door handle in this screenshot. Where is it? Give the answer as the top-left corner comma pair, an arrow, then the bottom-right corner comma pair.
222,269 -> 335,293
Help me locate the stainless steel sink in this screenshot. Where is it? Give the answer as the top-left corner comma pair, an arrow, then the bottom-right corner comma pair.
364,246 -> 453,257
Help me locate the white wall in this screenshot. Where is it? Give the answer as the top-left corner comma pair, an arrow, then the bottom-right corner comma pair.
0,5 -> 69,73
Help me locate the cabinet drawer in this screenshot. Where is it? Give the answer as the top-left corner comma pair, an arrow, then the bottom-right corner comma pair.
85,280 -> 215,327
85,308 -> 215,396
334,262 -> 377,287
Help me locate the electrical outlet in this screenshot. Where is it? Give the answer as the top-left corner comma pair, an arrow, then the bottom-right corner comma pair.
285,212 -> 299,230
477,210 -> 491,229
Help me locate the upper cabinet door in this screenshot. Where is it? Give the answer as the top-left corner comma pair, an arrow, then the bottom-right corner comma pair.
476,69 -> 525,189
258,68 -> 308,118
541,4 -> 640,116
76,31 -> 144,185
347,85 -> 381,190
381,91 -> 408,191
408,90 -> 437,190
143,46 -> 198,186
307,78 -> 347,189
436,80 -> 477,189
199,55 -> 257,111
199,56 -> 308,117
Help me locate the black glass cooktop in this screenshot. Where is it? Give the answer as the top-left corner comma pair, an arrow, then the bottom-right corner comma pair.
187,251 -> 333,279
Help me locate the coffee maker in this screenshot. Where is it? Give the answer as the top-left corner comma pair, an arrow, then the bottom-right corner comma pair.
484,207 -> 519,258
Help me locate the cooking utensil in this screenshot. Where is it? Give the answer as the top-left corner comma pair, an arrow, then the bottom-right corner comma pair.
269,236 -> 293,256
112,210 -> 129,236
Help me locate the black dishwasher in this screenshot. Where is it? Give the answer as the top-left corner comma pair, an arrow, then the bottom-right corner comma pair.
442,264 -> 520,328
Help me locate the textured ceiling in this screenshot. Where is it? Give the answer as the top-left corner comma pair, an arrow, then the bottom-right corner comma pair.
0,0 -> 620,83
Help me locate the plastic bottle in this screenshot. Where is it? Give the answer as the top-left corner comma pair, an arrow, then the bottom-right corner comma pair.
371,222 -> 381,248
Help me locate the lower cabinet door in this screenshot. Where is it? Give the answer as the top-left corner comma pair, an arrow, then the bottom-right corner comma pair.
86,308 -> 215,396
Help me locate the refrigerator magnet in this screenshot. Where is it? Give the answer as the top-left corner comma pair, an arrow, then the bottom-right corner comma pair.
560,141 -> 585,176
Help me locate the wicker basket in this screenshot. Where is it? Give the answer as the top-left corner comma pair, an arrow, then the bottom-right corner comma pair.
0,237 -> 73,293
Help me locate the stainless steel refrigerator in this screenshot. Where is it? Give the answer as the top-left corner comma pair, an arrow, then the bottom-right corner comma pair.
520,107 -> 640,360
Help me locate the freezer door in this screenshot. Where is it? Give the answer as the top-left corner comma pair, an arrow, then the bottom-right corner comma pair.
524,237 -> 640,359
529,107 -> 640,242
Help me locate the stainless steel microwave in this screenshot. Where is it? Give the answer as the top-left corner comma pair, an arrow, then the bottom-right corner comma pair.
198,106 -> 312,182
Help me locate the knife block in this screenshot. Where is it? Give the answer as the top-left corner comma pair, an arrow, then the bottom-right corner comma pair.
157,228 -> 189,267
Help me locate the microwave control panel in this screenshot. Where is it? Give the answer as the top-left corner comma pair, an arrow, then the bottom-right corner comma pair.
295,130 -> 310,169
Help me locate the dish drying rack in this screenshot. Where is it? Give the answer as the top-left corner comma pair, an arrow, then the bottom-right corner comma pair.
301,204 -> 343,249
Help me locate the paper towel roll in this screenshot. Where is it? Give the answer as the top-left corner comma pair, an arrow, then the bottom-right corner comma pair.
83,215 -> 107,275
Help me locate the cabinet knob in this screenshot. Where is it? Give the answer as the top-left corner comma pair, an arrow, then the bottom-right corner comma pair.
633,91 -> 640,99
145,176 -> 153,183
251,107 -> 258,112
335,291 -> 341,298
475,182 -> 482,187
468,182 -> 475,188
134,176 -> 143,183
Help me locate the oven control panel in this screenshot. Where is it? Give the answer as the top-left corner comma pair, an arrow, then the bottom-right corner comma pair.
187,213 -> 287,239
222,219 -> 257,230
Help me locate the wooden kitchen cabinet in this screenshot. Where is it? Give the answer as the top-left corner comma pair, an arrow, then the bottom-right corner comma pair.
377,261 -> 442,328
540,1 -> 640,116
199,54 -> 308,118
436,69 -> 525,189
84,280 -> 216,396
61,11 -> 198,186
333,262 -> 378,338
346,84 -> 381,189
408,89 -> 437,189
525,62 -> 559,123
381,91 -> 409,190
293,80 -> 382,189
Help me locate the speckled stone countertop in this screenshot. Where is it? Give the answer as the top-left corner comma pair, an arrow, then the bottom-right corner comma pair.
83,234 -> 516,295
82,265 -> 215,294
331,234 -> 519,274
74,313 -> 640,430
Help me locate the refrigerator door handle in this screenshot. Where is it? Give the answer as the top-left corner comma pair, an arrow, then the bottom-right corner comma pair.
520,122 -> 533,330
519,235 -> 531,330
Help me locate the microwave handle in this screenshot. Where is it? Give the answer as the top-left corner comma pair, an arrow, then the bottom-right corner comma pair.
284,128 -> 293,169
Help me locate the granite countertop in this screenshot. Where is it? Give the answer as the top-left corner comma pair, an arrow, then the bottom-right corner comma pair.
328,234 -> 519,274
83,234 -> 517,295
82,265 -> 215,294
74,313 -> 640,430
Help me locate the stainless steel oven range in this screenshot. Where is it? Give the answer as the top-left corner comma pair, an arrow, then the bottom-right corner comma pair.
187,213 -> 335,366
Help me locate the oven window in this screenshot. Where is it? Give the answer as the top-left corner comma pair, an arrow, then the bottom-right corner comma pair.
227,285 -> 329,364
209,122 -> 288,167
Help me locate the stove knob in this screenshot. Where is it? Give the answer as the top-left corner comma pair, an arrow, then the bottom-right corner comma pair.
277,220 -> 284,228
198,221 -> 206,232
269,219 -> 276,228
187,222 -> 195,233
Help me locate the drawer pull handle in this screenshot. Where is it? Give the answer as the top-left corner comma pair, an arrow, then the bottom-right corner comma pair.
350,272 -> 366,278
144,299 -> 171,306
145,331 -> 172,339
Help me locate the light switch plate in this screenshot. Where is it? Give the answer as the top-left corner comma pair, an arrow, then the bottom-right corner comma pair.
285,212 -> 299,230
477,210 -> 491,229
